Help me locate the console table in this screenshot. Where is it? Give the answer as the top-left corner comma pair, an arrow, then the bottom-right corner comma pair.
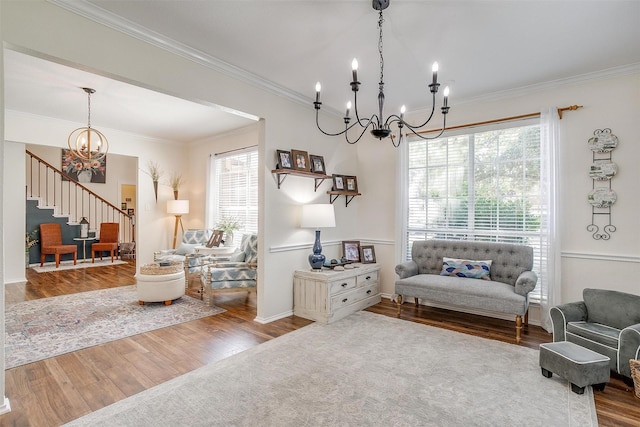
293,263 -> 381,323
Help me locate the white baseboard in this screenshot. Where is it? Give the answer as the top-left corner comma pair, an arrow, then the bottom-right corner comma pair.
254,310 -> 294,324
0,397 -> 11,415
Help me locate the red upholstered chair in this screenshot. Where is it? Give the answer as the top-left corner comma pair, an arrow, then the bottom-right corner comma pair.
91,222 -> 120,263
39,223 -> 77,268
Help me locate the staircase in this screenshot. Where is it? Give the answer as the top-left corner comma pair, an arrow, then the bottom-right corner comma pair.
26,150 -> 135,265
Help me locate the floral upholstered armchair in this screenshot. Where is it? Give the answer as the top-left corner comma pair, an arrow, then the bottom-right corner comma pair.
200,233 -> 257,306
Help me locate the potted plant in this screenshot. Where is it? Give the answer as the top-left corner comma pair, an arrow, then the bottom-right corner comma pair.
26,229 -> 39,267
147,161 -> 163,202
216,216 -> 241,247
170,171 -> 184,200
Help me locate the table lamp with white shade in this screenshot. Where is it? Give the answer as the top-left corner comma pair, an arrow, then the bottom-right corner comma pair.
301,203 -> 336,270
167,199 -> 189,249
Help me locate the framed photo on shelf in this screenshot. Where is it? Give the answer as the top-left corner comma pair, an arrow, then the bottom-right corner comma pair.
342,240 -> 361,262
309,154 -> 326,174
360,245 -> 376,263
291,149 -> 310,172
332,174 -> 345,191
344,175 -> 358,193
276,150 -> 292,169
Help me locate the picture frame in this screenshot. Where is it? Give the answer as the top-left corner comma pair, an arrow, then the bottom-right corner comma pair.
127,208 -> 135,216
291,149 -> 310,172
360,245 -> 376,263
206,230 -> 224,248
342,240 -> 361,262
332,174 -> 345,191
309,154 -> 326,174
61,148 -> 107,184
344,175 -> 358,193
121,202 -> 127,210
276,150 -> 292,169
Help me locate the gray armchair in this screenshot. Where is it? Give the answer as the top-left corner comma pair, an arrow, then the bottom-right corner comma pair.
550,288 -> 640,382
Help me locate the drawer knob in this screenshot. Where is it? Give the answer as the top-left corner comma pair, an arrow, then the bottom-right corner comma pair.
341,283 -> 348,288
366,290 -> 372,295
342,298 -> 348,303
365,276 -> 371,280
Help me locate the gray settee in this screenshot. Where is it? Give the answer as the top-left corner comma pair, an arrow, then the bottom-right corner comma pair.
550,288 -> 640,382
395,239 -> 538,343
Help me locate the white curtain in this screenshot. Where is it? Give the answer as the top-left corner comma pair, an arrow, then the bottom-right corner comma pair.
539,108 -> 561,332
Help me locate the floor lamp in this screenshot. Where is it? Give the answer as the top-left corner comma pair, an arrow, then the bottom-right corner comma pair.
167,199 -> 189,249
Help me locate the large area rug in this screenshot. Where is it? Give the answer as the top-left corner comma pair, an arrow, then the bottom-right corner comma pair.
5,286 -> 225,369
30,259 -> 127,273
65,311 -> 597,427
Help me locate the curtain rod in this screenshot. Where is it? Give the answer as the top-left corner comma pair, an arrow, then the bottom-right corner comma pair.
416,104 -> 583,135
213,144 -> 258,157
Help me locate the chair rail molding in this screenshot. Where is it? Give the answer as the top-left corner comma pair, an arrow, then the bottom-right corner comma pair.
561,251 -> 640,263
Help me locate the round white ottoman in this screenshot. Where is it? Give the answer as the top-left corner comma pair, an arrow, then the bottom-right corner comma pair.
136,263 -> 185,305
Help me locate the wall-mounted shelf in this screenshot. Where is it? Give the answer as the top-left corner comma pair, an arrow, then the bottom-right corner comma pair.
327,190 -> 361,207
271,169 -> 331,191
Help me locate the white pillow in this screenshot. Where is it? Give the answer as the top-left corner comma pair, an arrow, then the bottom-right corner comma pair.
175,243 -> 198,256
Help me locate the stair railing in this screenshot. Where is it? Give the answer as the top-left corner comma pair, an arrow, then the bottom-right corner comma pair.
26,150 -> 135,243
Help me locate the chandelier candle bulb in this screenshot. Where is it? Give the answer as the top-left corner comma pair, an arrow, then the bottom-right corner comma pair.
432,62 -> 438,85
443,86 -> 450,108
351,58 -> 359,82
345,101 -> 351,118
312,1 -> 451,146
400,105 -> 406,121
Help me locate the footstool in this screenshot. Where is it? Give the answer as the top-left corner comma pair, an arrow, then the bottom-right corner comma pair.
539,341 -> 610,394
136,262 -> 185,305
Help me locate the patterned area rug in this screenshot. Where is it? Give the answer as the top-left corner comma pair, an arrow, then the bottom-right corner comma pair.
5,286 -> 225,369
31,259 -> 127,273
65,311 -> 597,427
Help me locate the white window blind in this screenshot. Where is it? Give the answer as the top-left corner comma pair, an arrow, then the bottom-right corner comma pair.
209,149 -> 258,236
403,120 -> 545,300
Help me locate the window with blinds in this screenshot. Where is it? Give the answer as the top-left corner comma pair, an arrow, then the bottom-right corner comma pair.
404,120 -> 545,300
209,149 -> 258,236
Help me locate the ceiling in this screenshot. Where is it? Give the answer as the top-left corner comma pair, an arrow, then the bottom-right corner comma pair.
4,0 -> 640,142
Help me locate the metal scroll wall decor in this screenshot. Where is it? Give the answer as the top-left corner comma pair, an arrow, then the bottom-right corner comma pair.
586,128 -> 618,239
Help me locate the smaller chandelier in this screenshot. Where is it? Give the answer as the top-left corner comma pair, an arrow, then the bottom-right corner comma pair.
68,87 -> 109,162
313,0 -> 450,147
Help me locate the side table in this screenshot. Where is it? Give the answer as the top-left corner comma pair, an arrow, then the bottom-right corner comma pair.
293,263 -> 381,323
73,237 -> 96,263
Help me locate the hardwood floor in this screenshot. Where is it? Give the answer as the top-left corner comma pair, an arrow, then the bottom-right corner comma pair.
1,262 -> 638,426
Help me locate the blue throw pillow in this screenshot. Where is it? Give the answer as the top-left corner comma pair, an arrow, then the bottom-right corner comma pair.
440,257 -> 492,280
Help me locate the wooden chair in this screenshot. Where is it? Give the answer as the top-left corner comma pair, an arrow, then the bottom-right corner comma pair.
91,222 -> 119,263
39,223 -> 77,268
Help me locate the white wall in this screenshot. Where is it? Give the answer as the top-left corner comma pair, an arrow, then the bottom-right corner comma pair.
0,0 -> 8,409
5,111 -> 185,270
1,0 -> 351,326
359,72 -> 640,303
186,123 -> 260,231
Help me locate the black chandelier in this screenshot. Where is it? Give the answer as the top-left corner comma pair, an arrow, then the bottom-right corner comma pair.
313,0 -> 450,147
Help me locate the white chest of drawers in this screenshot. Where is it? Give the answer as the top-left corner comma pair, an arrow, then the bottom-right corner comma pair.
293,264 -> 381,323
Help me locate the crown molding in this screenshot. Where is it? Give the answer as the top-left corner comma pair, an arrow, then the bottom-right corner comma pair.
48,1 -> 639,118
457,62 -> 640,107
47,0 -> 320,111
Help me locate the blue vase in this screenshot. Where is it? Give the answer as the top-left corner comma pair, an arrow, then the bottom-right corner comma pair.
308,229 -> 325,270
